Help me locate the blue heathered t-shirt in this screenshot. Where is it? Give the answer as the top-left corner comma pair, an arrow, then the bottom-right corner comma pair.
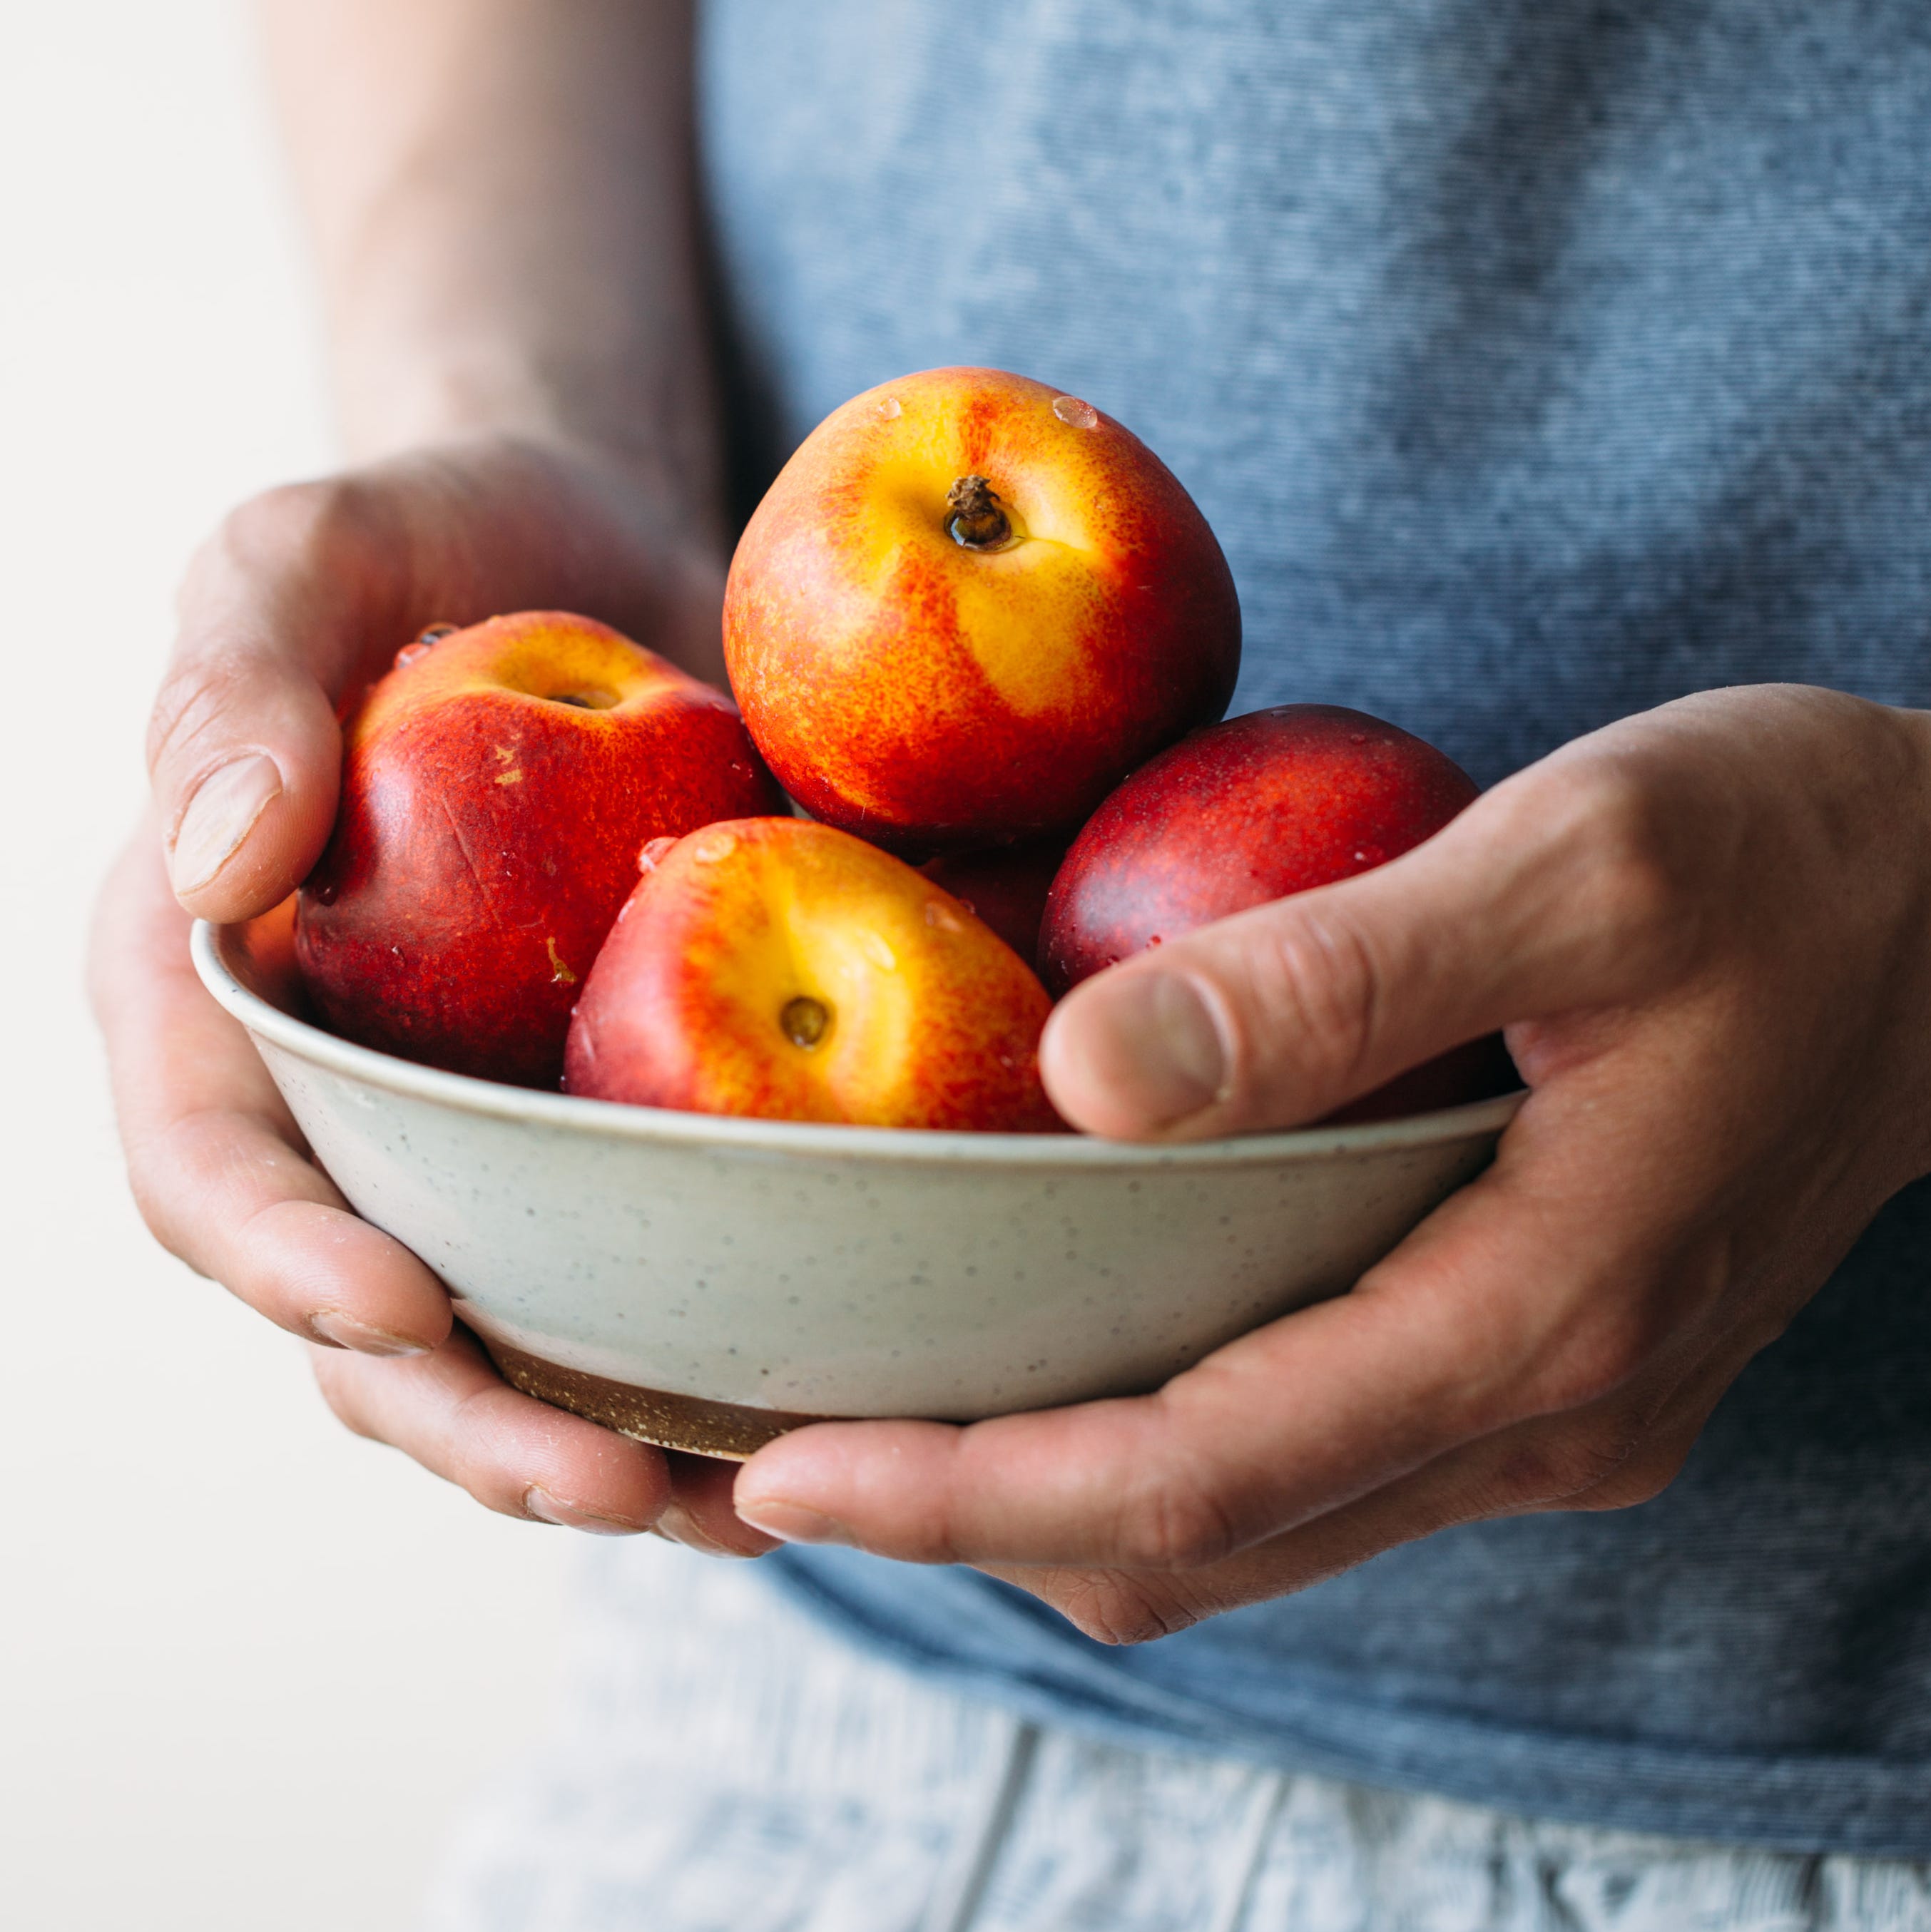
694,0 -> 1931,1854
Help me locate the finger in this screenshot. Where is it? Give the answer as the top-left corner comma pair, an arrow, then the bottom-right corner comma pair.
92,829 -> 452,1353
148,480 -> 392,921
992,1322 -> 1758,1645
1039,740 -> 1703,1140
658,1453 -> 783,1558
313,1327 -> 672,1533
735,1073 -> 1726,1569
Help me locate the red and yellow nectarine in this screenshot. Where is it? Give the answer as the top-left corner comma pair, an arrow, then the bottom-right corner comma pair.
565,817 -> 1061,1131
723,367 -> 1241,855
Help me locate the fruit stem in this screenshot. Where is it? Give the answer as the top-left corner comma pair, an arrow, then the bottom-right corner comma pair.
946,476 -> 1013,549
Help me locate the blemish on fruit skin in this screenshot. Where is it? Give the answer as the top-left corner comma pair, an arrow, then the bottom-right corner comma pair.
1051,395 -> 1099,429
546,937 -> 576,986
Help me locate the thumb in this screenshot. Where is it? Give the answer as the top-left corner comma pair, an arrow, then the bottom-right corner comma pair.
147,487 -> 372,923
149,662 -> 341,925
1039,760 -> 1684,1139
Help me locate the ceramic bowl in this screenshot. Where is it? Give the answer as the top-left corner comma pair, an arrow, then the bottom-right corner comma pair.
193,918 -> 1522,1458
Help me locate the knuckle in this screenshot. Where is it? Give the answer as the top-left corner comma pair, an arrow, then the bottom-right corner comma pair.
153,474 -> 397,782
1518,1313 -> 1656,1415
1552,764 -> 1698,978
1571,1444 -> 1686,1513
1107,1466 -> 1241,1573
146,653 -> 251,783
1053,1572 -> 1203,1647
1248,904 -> 1387,1092
1497,1419 -> 1644,1509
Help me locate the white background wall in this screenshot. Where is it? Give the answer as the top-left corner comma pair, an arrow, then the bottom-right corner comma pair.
0,7 -> 574,1926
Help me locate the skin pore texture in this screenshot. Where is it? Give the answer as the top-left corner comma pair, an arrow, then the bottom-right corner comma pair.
96,0 -> 1931,1602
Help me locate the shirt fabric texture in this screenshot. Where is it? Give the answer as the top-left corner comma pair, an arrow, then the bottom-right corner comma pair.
426,1545 -> 1931,1932
693,0 -> 1931,1854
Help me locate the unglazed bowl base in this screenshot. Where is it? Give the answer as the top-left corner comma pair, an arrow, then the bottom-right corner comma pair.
482,1334 -> 831,1459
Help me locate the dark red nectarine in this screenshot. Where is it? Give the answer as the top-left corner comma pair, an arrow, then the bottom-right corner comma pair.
1040,705 -> 1513,1118
296,612 -> 783,1086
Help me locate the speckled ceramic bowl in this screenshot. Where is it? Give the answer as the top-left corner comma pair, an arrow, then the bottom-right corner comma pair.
194,917 -> 1522,1458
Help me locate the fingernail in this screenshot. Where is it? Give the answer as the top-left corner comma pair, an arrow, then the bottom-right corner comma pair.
308,1309 -> 432,1357
522,1486 -> 646,1537
169,752 -> 282,896
1085,972 -> 1229,1125
733,1496 -> 854,1545
651,1502 -> 757,1558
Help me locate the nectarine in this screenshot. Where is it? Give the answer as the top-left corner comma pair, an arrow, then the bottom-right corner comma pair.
296,612 -> 783,1086
723,367 -> 1241,855
565,817 -> 1061,1131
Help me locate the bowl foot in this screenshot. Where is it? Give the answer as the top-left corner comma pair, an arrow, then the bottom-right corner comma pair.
479,1335 -> 833,1460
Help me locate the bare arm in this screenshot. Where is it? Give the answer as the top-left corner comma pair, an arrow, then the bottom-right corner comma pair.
263,0 -> 722,523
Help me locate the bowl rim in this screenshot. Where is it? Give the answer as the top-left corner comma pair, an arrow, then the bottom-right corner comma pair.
193,919 -> 1526,1170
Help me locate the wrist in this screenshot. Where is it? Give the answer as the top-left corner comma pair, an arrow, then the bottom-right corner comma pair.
335,332 -> 726,553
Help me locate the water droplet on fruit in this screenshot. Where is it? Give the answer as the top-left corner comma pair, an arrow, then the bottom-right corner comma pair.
862,931 -> 897,971
691,830 -> 738,865
1350,733 -> 1367,745
1146,934 -> 1163,947
1052,395 -> 1099,429
876,395 -> 902,420
638,835 -> 680,874
781,996 -> 831,1048
924,899 -> 965,933
312,880 -> 338,906
394,622 -> 457,669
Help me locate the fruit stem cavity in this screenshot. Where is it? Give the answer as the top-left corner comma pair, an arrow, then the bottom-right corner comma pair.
946,476 -> 1013,550
781,996 -> 831,1049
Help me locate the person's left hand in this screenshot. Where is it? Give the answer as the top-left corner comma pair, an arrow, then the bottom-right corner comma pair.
732,685 -> 1931,1640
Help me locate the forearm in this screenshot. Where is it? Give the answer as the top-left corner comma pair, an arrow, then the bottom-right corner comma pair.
259,0 -> 720,539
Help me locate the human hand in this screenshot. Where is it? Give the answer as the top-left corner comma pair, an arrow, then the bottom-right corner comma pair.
734,685 -> 1931,1633
92,439 -> 775,1553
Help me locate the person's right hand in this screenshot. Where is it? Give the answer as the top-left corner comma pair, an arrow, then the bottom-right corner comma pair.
91,434 -> 778,1555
